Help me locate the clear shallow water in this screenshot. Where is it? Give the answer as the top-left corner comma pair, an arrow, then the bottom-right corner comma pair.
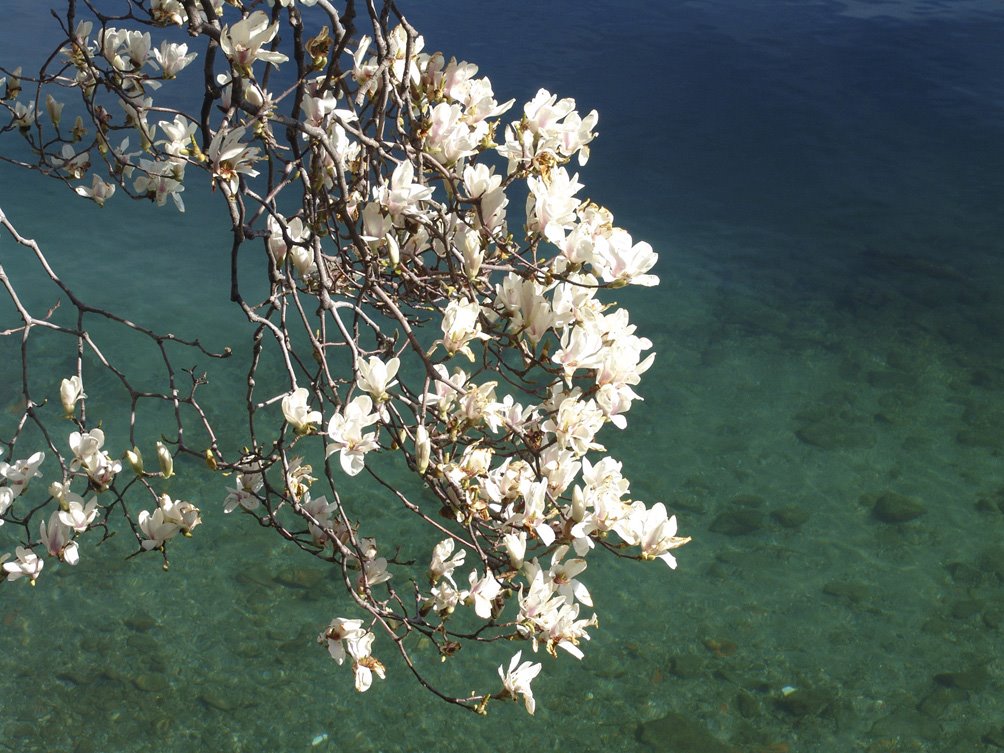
3,1 -> 1004,751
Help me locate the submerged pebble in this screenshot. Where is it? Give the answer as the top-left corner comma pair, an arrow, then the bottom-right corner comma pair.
871,491 -> 926,523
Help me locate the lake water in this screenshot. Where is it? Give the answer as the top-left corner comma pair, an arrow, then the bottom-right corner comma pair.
2,1 -> 1004,751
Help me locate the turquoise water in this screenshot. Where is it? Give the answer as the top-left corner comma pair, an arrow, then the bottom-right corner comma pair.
3,1 -> 1004,751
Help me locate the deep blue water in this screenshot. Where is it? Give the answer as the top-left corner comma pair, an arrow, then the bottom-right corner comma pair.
3,2 -> 1004,751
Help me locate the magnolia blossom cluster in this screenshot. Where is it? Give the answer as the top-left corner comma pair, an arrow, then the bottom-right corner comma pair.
0,0 -> 689,715
0,375 -> 202,583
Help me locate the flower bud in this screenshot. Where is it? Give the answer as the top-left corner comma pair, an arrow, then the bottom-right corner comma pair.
59,376 -> 85,417
503,531 -> 526,570
46,94 -> 64,127
125,447 -> 144,475
156,441 -> 174,479
414,424 -> 430,475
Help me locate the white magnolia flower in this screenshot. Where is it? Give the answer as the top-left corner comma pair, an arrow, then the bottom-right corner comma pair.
58,495 -> 99,532
281,387 -> 322,434
150,40 -> 197,79
428,538 -> 466,587
40,513 -> 79,566
0,451 -> 44,498
59,376 -> 85,415
156,441 -> 173,478
219,11 -> 289,71
346,631 -> 385,692
462,569 -> 502,619
325,395 -> 380,476
433,298 -> 489,361
207,125 -> 261,194
3,546 -> 44,584
318,617 -> 366,665
356,356 -> 400,402
74,174 -> 116,207
498,651 -> 542,715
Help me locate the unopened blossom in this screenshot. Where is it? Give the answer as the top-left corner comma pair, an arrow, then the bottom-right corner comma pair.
59,376 -> 85,415
124,447 -> 144,475
219,11 -> 289,71
155,441 -> 173,478
40,513 -> 79,566
281,387 -> 322,434
45,94 -> 63,127
0,488 -> 13,521
414,424 -> 431,474
503,530 -> 527,570
3,546 -> 44,584
498,651 -> 542,715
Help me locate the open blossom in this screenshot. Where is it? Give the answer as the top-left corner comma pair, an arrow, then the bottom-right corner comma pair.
58,495 -> 99,532
325,395 -> 380,476
623,502 -> 691,568
223,471 -> 263,514
356,356 -> 400,403
69,430 -> 121,489
0,451 -> 44,498
207,125 -> 261,194
462,569 -> 502,619
150,40 -> 196,79
433,298 -> 489,361
281,387 -> 322,434
74,174 -> 116,207
219,11 -> 289,71
498,651 -> 542,715
138,494 -> 200,550
346,630 -> 386,692
3,546 -> 44,584
318,617 -> 366,664
428,538 -> 466,587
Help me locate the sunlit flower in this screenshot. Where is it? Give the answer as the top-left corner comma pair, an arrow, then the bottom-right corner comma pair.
3,546 -> 44,584
498,651 -> 542,715
59,376 -> 85,416
325,395 -> 380,476
281,387 -> 322,434
219,11 -> 288,72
